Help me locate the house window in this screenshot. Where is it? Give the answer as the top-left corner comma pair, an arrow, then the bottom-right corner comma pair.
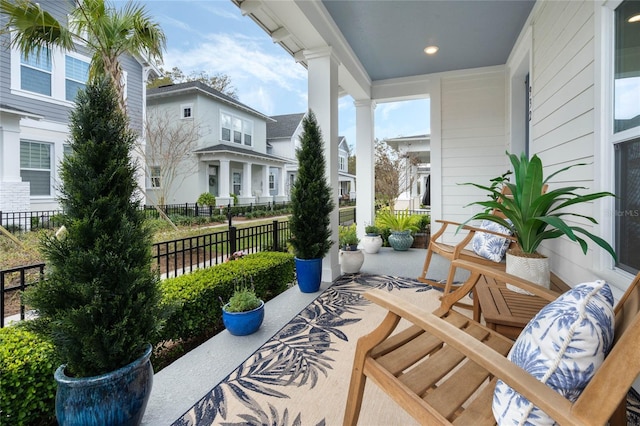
339,155 -> 346,171
232,171 -> 242,195
181,104 -> 192,119
269,173 -> 275,190
20,140 -> 51,196
150,166 -> 161,188
613,0 -> 640,273
220,112 -> 253,146
65,55 -> 89,101
21,49 -> 52,96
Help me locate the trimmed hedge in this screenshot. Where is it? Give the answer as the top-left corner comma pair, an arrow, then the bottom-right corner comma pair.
0,326 -> 60,425
159,251 -> 294,341
0,251 -> 294,422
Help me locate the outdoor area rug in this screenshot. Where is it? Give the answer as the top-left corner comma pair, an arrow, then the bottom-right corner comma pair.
172,273 -> 640,426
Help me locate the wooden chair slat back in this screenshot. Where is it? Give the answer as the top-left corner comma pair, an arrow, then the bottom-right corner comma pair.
614,271 -> 640,342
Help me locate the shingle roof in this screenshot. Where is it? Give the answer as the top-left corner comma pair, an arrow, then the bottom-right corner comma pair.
147,81 -> 273,121
193,143 -> 290,163
267,113 -> 305,139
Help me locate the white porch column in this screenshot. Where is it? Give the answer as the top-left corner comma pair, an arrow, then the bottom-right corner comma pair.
262,165 -> 270,200
242,162 -> 252,197
304,46 -> 340,282
0,113 -> 30,213
355,99 -> 376,239
219,160 -> 230,199
278,166 -> 286,198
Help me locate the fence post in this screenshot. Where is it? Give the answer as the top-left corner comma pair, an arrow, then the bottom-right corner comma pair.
272,220 -> 279,251
227,203 -> 232,227
230,226 -> 237,254
195,203 -> 199,217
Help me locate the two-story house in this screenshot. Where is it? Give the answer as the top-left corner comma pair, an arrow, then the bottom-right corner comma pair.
385,134 -> 431,210
0,0 -> 155,220
267,112 -> 356,200
145,81 -> 291,206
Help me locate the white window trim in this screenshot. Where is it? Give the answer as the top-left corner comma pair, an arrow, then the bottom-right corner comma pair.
20,140 -> 53,198
220,110 -> 254,146
181,103 -> 193,119
10,42 -> 91,107
595,0 -> 639,286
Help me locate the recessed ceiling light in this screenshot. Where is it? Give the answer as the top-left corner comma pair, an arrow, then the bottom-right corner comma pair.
629,14 -> 640,23
424,46 -> 439,55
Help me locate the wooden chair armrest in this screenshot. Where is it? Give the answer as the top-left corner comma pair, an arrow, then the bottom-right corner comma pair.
364,289 -> 588,425
451,260 -> 561,302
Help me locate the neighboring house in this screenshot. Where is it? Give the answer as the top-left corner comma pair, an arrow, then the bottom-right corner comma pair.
385,134 -> 431,210
0,1 -> 155,219
267,112 -> 356,200
145,81 -> 291,206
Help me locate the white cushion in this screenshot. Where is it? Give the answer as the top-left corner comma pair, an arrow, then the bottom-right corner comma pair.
493,280 -> 615,425
471,220 -> 512,262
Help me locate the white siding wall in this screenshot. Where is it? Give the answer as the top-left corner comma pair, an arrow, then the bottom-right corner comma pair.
528,0 -> 600,285
437,68 -> 509,244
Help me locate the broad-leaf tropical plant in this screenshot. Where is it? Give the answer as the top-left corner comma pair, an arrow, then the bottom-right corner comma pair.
376,209 -> 419,233
461,151 -> 617,260
0,0 -> 166,112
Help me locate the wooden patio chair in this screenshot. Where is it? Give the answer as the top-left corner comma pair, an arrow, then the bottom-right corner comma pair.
344,263 -> 640,426
417,185 -> 546,310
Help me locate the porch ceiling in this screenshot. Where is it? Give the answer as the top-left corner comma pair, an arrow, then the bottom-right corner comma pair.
233,0 -> 535,100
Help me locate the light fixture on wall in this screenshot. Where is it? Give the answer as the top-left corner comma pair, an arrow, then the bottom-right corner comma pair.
424,45 -> 439,55
629,14 -> 640,23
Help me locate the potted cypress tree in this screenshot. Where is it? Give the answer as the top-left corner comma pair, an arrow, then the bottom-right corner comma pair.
289,110 -> 335,292
23,78 -> 163,425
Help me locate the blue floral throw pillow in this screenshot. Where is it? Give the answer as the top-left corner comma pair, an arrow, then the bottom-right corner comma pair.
471,220 -> 512,262
492,280 -> 615,425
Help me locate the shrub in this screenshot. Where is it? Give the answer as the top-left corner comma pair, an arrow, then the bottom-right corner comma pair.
159,251 -> 294,341
0,326 -> 60,425
196,192 -> 216,207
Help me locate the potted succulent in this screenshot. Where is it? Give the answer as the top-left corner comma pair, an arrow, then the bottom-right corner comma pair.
338,224 -> 364,274
221,283 -> 265,336
288,110 -> 335,292
376,209 -> 419,251
461,151 -> 617,292
362,225 -> 383,254
23,79 -> 163,425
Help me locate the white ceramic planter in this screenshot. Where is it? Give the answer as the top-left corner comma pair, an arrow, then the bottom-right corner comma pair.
505,252 -> 550,295
361,235 -> 383,254
340,249 -> 365,274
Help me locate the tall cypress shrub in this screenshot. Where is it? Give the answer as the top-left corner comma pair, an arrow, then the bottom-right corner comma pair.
288,110 -> 335,259
24,78 -> 162,377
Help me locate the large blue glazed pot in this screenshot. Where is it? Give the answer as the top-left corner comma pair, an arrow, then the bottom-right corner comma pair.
295,257 -> 322,293
54,344 -> 153,426
222,300 -> 265,336
388,230 -> 414,251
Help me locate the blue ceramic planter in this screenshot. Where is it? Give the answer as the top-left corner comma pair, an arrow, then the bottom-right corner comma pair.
54,344 -> 153,426
223,300 -> 265,336
295,257 -> 322,293
388,230 -> 414,251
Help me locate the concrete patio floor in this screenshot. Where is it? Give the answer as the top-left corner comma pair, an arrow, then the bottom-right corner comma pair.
142,246 -> 468,425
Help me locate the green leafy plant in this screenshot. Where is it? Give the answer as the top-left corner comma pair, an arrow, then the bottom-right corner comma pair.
339,224 -> 360,249
197,192 -> 216,207
23,79 -> 164,378
413,214 -> 431,233
288,110 -> 335,259
461,151 -> 617,259
224,282 -> 262,313
364,225 -> 379,235
376,209 -> 419,233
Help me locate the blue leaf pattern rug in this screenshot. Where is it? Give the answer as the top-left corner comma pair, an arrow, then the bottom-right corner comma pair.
172,274 -> 640,426
172,274 -> 441,426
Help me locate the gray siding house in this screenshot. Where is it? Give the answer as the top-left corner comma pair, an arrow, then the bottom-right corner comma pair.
145,81 -> 291,206
0,0 -> 155,217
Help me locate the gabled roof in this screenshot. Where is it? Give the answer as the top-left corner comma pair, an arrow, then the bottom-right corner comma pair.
267,113 -> 305,140
194,143 -> 290,164
147,81 -> 273,121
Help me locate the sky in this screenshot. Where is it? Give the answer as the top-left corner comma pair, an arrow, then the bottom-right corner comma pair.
138,0 -> 431,148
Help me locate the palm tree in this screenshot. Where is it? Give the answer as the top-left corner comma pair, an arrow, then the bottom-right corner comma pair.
0,0 -> 166,112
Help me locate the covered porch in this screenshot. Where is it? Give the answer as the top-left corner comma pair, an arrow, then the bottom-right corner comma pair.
229,0 -> 639,298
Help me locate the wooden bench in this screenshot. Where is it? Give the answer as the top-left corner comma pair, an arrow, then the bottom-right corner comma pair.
343,261 -> 640,425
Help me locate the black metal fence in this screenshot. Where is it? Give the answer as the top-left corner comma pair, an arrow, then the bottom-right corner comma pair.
1,263 -> 45,327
